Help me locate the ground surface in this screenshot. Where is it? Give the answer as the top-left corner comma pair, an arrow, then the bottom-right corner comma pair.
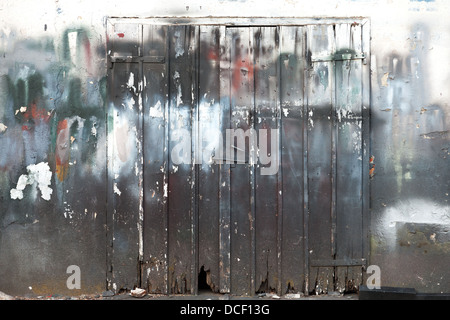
7,290 -> 358,300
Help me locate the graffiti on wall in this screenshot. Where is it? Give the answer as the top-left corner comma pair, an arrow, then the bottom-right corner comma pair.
0,27 -> 107,224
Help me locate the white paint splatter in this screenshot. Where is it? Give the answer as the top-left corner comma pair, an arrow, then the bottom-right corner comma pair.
15,106 -> 27,115
308,110 -> 314,127
138,92 -> 143,112
127,72 -> 134,89
91,122 -> 97,137
10,175 -> 28,199
174,30 -> 185,58
378,199 -> 450,249
174,71 -> 183,106
0,123 -> 7,133
149,100 -> 163,118
163,182 -> 168,198
127,96 -> 135,110
135,162 -> 139,176
113,183 -> 121,196
10,162 -> 53,201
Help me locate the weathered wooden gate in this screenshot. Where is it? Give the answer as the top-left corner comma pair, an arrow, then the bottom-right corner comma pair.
106,18 -> 370,296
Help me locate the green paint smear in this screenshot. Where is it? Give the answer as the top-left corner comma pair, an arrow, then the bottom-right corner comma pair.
27,72 -> 44,104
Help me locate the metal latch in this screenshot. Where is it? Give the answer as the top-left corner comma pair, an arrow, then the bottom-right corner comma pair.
311,52 -> 366,63
108,55 -> 166,68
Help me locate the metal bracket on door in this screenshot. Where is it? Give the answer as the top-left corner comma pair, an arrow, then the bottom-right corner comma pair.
108,55 -> 166,68
311,52 -> 366,64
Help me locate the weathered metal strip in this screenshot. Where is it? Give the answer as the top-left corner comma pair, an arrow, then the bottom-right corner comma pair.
361,19 -> 371,276
253,26 -> 279,294
163,29 -> 170,294
197,25 -> 221,293
190,25 -> 200,295
167,25 -> 197,294
334,23 -> 364,292
141,24 -> 169,294
249,27 -> 256,296
228,27 -> 254,295
279,26 -> 306,294
108,61 -> 141,292
275,25 -> 283,296
306,24 -> 335,294
218,25 -> 231,294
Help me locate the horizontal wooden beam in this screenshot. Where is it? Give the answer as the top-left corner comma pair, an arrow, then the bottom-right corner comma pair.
310,258 -> 367,267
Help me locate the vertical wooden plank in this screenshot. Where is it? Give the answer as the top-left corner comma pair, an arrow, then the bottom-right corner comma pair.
228,27 -> 254,295
190,26 -> 200,296
275,26 -> 283,297
219,26 -> 231,294
306,24 -> 335,294
279,26 -> 306,294
334,23 -> 364,293
106,21 -> 142,294
162,28 -> 171,295
198,25 -> 221,293
361,19 -> 371,284
142,24 -> 169,294
167,25 -> 198,294
253,26 -> 279,294
107,61 -> 141,292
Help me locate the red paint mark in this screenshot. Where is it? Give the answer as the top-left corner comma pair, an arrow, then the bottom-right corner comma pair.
117,33 -> 125,38
22,103 -> 52,123
232,55 -> 254,94
207,49 -> 218,61
55,119 -> 70,181
57,118 -> 68,133
21,102 -> 53,132
369,166 -> 375,178
84,37 -> 92,71
369,155 -> 375,178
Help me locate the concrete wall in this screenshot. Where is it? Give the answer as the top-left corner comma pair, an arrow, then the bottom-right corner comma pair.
0,0 -> 449,295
